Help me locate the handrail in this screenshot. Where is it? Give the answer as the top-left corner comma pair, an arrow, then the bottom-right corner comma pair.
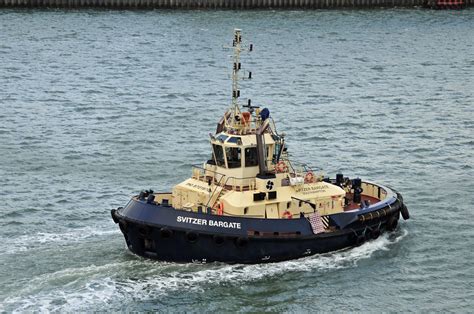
276,158 -> 315,176
206,174 -> 258,211
191,164 -> 256,188
193,160 -> 322,213
221,175 -> 257,190
205,174 -> 227,209
191,163 -> 227,178
192,164 -> 257,211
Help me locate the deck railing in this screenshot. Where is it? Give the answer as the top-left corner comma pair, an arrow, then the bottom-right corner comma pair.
192,164 -> 257,191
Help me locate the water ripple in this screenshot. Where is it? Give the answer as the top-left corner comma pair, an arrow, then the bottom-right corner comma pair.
0,8 -> 473,312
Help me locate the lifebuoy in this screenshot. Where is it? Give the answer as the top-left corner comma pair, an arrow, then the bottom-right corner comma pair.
217,202 -> 224,216
304,172 -> 315,183
275,161 -> 287,173
241,112 -> 251,125
282,210 -> 293,219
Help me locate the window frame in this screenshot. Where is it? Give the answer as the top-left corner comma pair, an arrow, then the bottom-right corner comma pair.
244,146 -> 258,167
212,144 -> 226,167
225,146 -> 242,169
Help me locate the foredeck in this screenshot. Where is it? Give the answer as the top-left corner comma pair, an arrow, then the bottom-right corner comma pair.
344,194 -> 380,211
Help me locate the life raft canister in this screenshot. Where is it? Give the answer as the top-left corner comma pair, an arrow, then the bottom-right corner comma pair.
282,210 -> 293,219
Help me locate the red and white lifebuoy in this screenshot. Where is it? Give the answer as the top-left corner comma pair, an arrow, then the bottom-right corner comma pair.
241,112 -> 251,126
304,171 -> 315,183
217,202 -> 224,216
282,210 -> 293,219
275,161 -> 288,173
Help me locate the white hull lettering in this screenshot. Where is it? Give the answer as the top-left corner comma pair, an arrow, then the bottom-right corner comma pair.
177,216 -> 208,226
177,216 -> 241,229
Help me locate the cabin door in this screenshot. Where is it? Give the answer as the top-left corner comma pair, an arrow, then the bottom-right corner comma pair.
265,203 -> 279,219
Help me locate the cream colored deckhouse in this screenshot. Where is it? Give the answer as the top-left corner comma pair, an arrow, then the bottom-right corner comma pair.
168,29 -> 346,220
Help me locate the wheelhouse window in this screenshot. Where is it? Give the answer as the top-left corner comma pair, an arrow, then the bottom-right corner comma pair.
245,147 -> 258,167
227,136 -> 241,144
216,134 -> 228,143
226,147 -> 241,168
212,144 -> 225,167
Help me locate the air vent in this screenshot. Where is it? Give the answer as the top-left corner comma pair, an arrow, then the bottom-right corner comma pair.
268,191 -> 277,200
253,192 -> 266,201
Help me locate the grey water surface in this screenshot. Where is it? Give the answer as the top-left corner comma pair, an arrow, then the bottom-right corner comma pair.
0,8 -> 473,312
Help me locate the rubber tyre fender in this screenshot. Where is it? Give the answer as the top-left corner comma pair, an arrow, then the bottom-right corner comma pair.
213,235 -> 225,246
160,227 -> 173,239
349,230 -> 358,241
371,228 -> 381,240
235,237 -> 249,248
355,235 -> 365,246
111,209 -> 119,224
186,231 -> 199,243
386,216 -> 398,231
364,231 -> 372,241
118,220 -> 128,233
396,192 -> 404,204
401,204 -> 410,220
138,225 -> 152,237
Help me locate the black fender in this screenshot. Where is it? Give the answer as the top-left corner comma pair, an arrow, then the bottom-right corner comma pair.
371,228 -> 381,239
401,204 -> 410,220
386,215 -> 398,231
186,231 -> 199,243
355,235 -> 365,246
160,227 -> 173,239
213,235 -> 225,246
111,209 -> 120,224
235,237 -> 249,248
118,220 -> 128,233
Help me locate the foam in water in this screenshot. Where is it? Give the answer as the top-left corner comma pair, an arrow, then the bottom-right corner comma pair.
2,226 -> 120,255
1,229 -> 408,312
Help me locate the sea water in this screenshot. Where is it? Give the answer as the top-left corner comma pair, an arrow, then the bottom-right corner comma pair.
0,8 -> 473,311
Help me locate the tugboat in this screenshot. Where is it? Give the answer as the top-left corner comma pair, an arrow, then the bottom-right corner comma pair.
111,29 -> 409,264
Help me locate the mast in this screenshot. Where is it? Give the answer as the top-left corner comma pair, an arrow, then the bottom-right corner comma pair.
231,29 -> 242,119
223,28 -> 253,131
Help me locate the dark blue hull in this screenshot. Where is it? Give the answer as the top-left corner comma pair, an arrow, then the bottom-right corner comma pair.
111,186 -> 407,264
